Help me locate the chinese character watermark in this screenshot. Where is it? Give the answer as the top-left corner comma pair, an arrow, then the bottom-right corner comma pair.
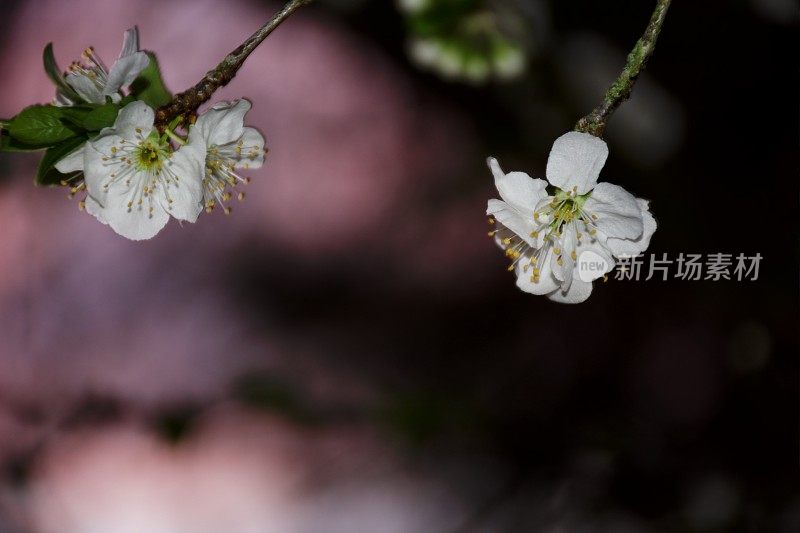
610,253 -> 762,281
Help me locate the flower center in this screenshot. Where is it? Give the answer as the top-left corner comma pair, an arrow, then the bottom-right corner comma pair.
202,144 -> 252,215
488,187 -> 603,286
94,131 -> 191,220
134,136 -> 171,173
547,189 -> 589,231
67,47 -> 109,91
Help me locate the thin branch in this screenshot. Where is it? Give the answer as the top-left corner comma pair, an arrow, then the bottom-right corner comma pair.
574,0 -> 672,137
155,0 -> 313,127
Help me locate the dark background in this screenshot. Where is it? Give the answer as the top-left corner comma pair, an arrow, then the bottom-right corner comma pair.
0,0 -> 797,530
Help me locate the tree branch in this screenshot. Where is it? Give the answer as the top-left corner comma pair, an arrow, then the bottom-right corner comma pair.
155,0 -> 313,127
574,0 -> 672,137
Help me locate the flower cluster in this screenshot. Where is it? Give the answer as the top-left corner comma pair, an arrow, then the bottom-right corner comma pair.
487,132 -> 656,304
57,99 -> 265,240
56,29 -> 266,240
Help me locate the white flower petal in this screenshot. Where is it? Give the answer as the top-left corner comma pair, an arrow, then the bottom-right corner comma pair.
84,196 -> 108,225
605,199 -> 657,257
55,143 -> 86,173
545,131 -> 608,194
487,157 -> 549,214
83,134 -> 125,201
515,249 -> 559,295
159,145 -> 205,223
213,128 -> 266,170
547,278 -> 593,304
104,52 -> 150,96
583,182 -> 643,240
87,163 -> 169,240
551,221 -> 578,288
234,127 -> 266,169
118,27 -> 140,59
113,101 -> 155,140
105,193 -> 170,240
532,197 -> 556,225
487,199 -> 540,248
193,100 -> 252,147
65,73 -> 104,104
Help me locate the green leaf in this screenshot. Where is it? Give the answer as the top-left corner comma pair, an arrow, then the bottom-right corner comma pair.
52,106 -> 94,129
129,53 -> 171,108
82,103 -> 119,131
36,135 -> 87,186
8,105 -> 83,145
1,130 -> 50,152
43,43 -> 81,103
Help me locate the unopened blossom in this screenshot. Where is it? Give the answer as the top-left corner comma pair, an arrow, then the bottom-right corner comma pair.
487,131 -> 656,303
187,99 -> 266,214
56,101 -> 205,240
56,27 -> 149,106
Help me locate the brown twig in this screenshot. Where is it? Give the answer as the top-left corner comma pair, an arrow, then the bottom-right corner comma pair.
574,0 -> 672,138
154,0 -> 312,127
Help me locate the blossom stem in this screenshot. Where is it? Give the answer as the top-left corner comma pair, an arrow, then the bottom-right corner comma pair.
154,0 -> 313,128
574,0 -> 672,138
165,129 -> 187,146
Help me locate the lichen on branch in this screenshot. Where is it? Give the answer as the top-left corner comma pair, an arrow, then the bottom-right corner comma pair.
574,0 -> 672,138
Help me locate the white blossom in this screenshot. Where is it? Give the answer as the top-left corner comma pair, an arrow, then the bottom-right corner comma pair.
56,101 -> 206,240
56,27 -> 149,106
486,131 -> 656,303
187,99 -> 266,214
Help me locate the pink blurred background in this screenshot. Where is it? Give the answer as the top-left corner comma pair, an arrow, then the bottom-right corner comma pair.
0,0 -> 796,531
